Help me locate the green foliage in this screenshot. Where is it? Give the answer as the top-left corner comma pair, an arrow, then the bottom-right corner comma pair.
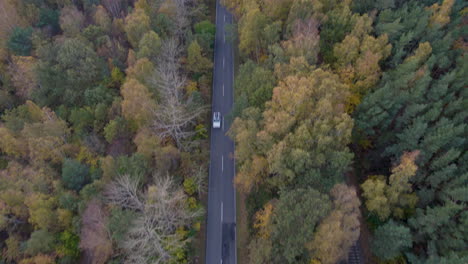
137,31 -> 161,60
8,27 -> 33,56
114,154 -> 149,183
25,229 -> 56,255
35,38 -> 107,107
57,230 -> 80,259
194,124 -> 208,139
234,60 -> 276,110
108,208 -> 137,244
37,8 -> 60,32
62,159 -> 90,191
186,40 -> 212,74
183,177 -> 197,196
69,107 -> 94,136
59,191 -> 79,212
270,188 -> 331,263
371,220 -> 412,260
103,117 -> 129,143
195,20 -> 216,35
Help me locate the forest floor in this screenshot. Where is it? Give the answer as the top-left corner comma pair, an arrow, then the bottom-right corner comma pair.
346,171 -> 374,264
237,191 -> 250,264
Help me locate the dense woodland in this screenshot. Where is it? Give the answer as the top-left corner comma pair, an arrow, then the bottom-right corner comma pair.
226,0 -> 467,263
0,0 -> 215,263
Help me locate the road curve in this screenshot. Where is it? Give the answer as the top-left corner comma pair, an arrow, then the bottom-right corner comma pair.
205,1 -> 236,264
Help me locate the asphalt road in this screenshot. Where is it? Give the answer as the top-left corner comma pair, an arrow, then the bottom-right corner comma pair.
205,1 -> 236,264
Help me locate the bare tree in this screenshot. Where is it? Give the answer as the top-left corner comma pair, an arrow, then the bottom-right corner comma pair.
172,0 -> 190,39
151,39 -> 207,149
80,199 -> 113,264
193,165 -> 208,198
102,0 -> 124,18
105,174 -> 203,264
105,174 -> 143,211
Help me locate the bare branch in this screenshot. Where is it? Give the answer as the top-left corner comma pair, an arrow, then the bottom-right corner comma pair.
104,174 -> 144,211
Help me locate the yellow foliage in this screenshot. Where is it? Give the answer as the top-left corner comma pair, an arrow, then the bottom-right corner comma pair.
57,208 -> 73,229
134,128 -> 160,159
76,146 -> 99,167
0,127 -> 28,158
185,80 -> 198,95
428,0 -> 455,27
253,202 -> 273,238
19,254 -> 55,264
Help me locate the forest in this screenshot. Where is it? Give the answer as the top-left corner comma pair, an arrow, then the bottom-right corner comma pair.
0,0 -> 215,263
226,0 -> 467,263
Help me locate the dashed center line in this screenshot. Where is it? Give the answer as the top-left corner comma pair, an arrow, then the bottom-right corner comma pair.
221,155 -> 224,171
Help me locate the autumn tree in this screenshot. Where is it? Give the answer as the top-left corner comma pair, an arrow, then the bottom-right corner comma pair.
333,14 -> 391,112
281,18 -> 320,65
238,5 -> 268,58
307,184 -> 361,264
59,6 -> 84,37
8,55 -> 38,100
124,8 -> 151,47
120,78 -> 156,128
361,151 -> 419,220
269,188 -> 331,263
186,40 -> 212,74
137,30 -> 162,61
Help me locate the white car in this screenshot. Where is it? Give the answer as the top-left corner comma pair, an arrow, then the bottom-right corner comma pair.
213,112 -> 221,128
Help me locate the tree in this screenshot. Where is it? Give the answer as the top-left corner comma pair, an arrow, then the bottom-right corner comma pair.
124,8 -> 151,47
108,207 -> 138,244
22,107 -> 70,163
186,40 -> 212,74
105,175 -> 203,263
263,70 -> 353,190
8,26 -> 33,56
62,159 -> 90,192
281,18 -> 320,65
371,220 -> 412,260
80,200 -> 113,264
307,184 -> 361,264
35,38 -> 105,107
137,30 -> 161,60
25,193 -> 57,230
120,78 -> 156,127
151,39 -> 207,148
238,5 -> 268,58
428,0 -> 455,27
25,229 -> 56,255
8,55 -> 38,100
333,14 -> 391,112
59,6 -> 85,37
361,151 -> 419,220
94,5 -> 112,32
270,188 -> 331,263
234,60 -> 276,110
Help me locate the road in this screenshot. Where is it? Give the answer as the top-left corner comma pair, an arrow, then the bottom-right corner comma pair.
205,1 -> 236,264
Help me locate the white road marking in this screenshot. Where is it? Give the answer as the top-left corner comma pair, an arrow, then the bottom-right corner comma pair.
222,116 -> 225,131
223,84 -> 225,97
224,14 -> 226,22
221,202 -> 223,221
221,155 -> 224,172
223,57 -> 225,68
224,34 -> 225,43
